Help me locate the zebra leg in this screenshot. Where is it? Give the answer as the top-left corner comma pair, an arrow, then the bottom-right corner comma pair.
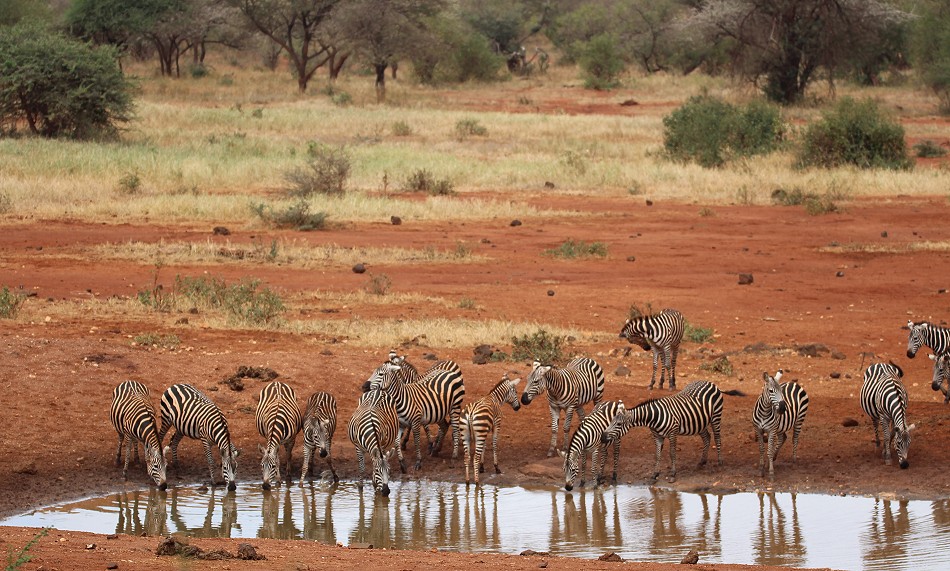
712,417 -> 724,467
475,436 -> 488,486
650,348 -> 660,390
667,434 -> 678,482
131,437 -> 142,466
870,416 -> 881,449
791,422 -> 804,462
431,420 -> 449,457
698,429 -> 711,467
300,442 -> 313,485
394,425 -> 407,474
881,417 -> 893,465
579,447 -> 588,488
756,427 -> 767,477
356,449 -> 366,491
661,348 -> 673,390
651,434 -> 663,482
492,419 -> 502,474
202,438 -> 218,485
611,439 -> 620,485
451,406 -> 462,460
169,431 -> 184,474
547,406 -> 559,457
123,437 -> 133,480
669,343 -> 680,390
563,406 -> 577,454
411,420 -> 424,470
115,433 -> 125,467
284,437 -> 296,482
766,428 -> 779,479
595,444 -> 608,486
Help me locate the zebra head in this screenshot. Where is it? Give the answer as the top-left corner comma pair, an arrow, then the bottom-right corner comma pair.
763,370 -> 787,416
558,446 -> 580,491
147,445 -> 168,491
600,406 -> 631,445
502,376 -> 522,411
363,362 -> 401,392
312,417 -> 334,458
259,442 -> 281,490
907,321 -> 929,358
619,319 -> 652,351
371,446 -> 393,496
929,353 -> 950,400
521,361 -> 550,406
221,443 -> 238,491
895,423 -> 916,469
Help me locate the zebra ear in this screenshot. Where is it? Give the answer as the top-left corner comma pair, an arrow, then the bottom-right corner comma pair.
922,322 -> 930,329
907,423 -> 917,432
929,353 -> 937,361
907,320 -> 915,328
762,371 -> 770,382
162,445 -> 171,459
774,370 -> 783,382
510,378 -> 521,387
257,443 -> 267,455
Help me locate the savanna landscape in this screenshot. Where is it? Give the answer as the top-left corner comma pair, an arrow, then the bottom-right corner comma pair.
3,2 -> 950,569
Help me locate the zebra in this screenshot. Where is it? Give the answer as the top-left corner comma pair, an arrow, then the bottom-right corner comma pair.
299,391 -> 338,485
861,362 -> 916,468
256,381 -> 303,490
752,370 -> 809,479
459,373 -> 521,485
906,320 -> 950,358
929,352 -> 950,403
347,389 -> 400,496
520,357 -> 605,457
601,380 -> 743,482
158,383 -> 238,491
619,308 -> 685,390
111,380 -> 167,490
363,360 -> 465,469
559,400 -> 628,491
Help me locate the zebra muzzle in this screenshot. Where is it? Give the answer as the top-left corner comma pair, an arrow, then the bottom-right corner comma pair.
319,449 -> 329,458
520,394 -> 532,406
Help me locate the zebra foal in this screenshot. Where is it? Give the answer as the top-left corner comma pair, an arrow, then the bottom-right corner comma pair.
256,381 -> 303,490
560,400 -> 627,491
752,370 -> 808,479
158,383 -> 238,490
861,363 -> 916,468
459,373 -> 521,485
520,357 -> 605,457
300,391 -> 338,484
111,380 -> 167,490
619,308 -> 685,390
348,389 -> 400,496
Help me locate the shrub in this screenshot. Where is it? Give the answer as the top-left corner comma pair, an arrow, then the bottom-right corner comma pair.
251,200 -> 328,231
510,328 -> 565,364
116,171 -> 142,195
627,303 -> 656,320
133,333 -> 180,349
699,355 -> 733,376
684,321 -> 714,343
365,273 -> 391,296
543,239 -> 608,259
913,139 -> 947,158
455,118 -> 487,139
5,527 -> 48,570
284,143 -> 350,197
798,97 -> 912,170
391,120 -> 413,137
458,297 -> 476,309
0,286 -> 26,319
174,275 -> 284,327
0,23 -> 133,139
0,192 -> 12,214
578,33 -> 625,90
663,96 -> 784,167
770,187 -> 843,216
403,169 -> 454,195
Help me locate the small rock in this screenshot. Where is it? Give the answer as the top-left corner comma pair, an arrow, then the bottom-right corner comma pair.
547,290 -> 555,296
212,226 -> 230,235
85,543 -> 96,550
645,199 -> 653,206
510,219 -> 522,227
842,418 -> 860,427
520,550 -> 549,557
614,365 -> 631,377
14,462 -> 37,475
390,216 -> 402,225
106,563 -> 119,570
544,181 -> 555,189
939,289 -> 947,294
539,563 -> 548,569
349,543 -> 373,549
598,552 -> 623,562
830,372 -> 841,379
620,99 -> 639,106
175,317 -> 189,325
188,307 -> 199,314
738,273 -> 754,285
831,351 -> 847,360
106,534 -> 118,540
836,271 -> 845,277
681,549 -> 700,564
881,231 -> 888,238
237,543 -> 265,560
352,263 -> 367,274
626,256 -> 636,262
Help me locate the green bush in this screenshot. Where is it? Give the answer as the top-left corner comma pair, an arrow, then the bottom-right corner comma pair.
913,139 -> 947,158
455,118 -> 488,139
699,355 -> 733,376
251,200 -> 328,231
684,321 -> 714,343
798,97 -> 912,170
403,169 -> 454,195
770,187 -> 843,216
510,328 -> 565,364
663,95 -> 784,167
578,33 -> 625,90
0,286 -> 26,319
284,143 -> 350,197
0,23 -> 133,139
543,239 -> 608,259
174,275 -> 284,327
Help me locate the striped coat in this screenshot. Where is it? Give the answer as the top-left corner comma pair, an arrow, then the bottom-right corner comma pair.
929,352 -> 950,403
619,308 -> 686,390
752,371 -> 808,479
348,389 -> 400,496
907,320 -> 950,359
560,400 -> 627,491
111,380 -> 167,489
861,363 -> 916,468
300,391 -> 338,484
256,381 -> 303,489
459,374 -> 521,485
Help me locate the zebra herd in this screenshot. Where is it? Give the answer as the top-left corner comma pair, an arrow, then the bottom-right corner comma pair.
110,312 -> 950,496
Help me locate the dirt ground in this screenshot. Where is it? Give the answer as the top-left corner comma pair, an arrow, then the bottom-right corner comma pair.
3,84 -> 950,569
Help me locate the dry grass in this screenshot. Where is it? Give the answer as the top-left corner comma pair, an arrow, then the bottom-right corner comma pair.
820,240 -> 950,254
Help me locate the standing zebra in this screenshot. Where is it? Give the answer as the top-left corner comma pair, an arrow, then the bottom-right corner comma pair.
364,360 -> 465,470
752,370 -> 809,479
158,383 -> 238,490
256,381 -> 303,490
619,308 -> 685,390
601,380 -> 742,482
861,363 -> 916,468
111,380 -> 167,490
300,391 -> 338,484
459,373 -> 521,485
520,357 -> 605,457
348,389 -> 400,496
929,353 -> 950,403
559,400 -> 627,491
906,320 -> 950,358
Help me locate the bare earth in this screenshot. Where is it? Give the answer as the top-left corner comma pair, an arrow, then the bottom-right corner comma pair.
2,90 -> 950,570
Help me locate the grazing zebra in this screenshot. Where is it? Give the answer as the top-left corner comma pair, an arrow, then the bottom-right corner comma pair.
559,400 -> 627,491
364,360 -> 465,469
929,353 -> 950,403
601,380 -> 743,482
256,381 -> 303,490
752,370 -> 809,479
619,308 -> 685,390
459,374 -> 521,485
861,363 -> 916,468
158,383 -> 238,491
300,391 -> 338,484
906,320 -> 950,358
520,357 -> 605,457
348,389 -> 400,496
111,381 -> 167,490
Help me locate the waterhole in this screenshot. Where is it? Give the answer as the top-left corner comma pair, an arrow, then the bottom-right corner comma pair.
3,481 -> 948,570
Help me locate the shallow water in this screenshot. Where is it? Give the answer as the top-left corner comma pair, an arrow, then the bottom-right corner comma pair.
3,480 -> 949,570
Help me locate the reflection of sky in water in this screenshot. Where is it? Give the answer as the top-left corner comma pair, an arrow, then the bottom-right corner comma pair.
2,481 -> 948,571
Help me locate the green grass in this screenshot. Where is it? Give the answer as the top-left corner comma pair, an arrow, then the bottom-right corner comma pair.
543,239 -> 608,259
0,286 -> 26,319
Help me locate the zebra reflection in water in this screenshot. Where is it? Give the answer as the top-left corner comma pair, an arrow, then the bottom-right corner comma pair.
753,492 -> 805,568
167,487 -> 238,538
115,488 -> 167,537
348,492 -> 392,548
259,486 -> 302,539
300,483 -> 336,545
549,489 -> 623,552
862,498 -> 912,570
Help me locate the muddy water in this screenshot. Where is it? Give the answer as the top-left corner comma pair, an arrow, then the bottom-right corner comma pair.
3,480 -> 948,570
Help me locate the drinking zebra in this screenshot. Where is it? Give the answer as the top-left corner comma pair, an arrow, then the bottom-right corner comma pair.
601,380 -> 742,482
300,391 -> 338,484
619,308 -> 685,390
348,389 -> 400,496
520,357 -> 605,457
929,353 -> 950,403
111,380 -> 167,490
906,320 -> 950,358
256,381 -> 303,489
752,370 -> 809,479
364,360 -> 465,470
559,400 -> 627,491
158,383 -> 238,490
861,362 -> 916,468
459,373 -> 521,485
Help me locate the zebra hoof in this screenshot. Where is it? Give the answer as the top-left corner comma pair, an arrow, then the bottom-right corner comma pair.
228,482 -> 236,491
380,485 -> 391,497
262,482 -> 271,491
158,482 -> 168,491
900,460 -> 909,469
494,466 -> 501,475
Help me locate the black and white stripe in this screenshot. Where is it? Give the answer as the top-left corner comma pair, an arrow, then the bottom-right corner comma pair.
560,400 -> 627,491
861,363 -> 916,468
752,370 -> 809,479
520,357 -> 605,457
459,374 -> 521,485
300,391 -> 338,484
158,383 -> 237,490
619,308 -> 686,390
929,352 -> 950,403
256,381 -> 302,490
906,320 -> 950,358
347,389 -> 400,496
601,380 -> 741,482
111,381 -> 167,489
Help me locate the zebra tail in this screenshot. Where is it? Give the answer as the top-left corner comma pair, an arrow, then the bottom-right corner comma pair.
722,389 -> 746,397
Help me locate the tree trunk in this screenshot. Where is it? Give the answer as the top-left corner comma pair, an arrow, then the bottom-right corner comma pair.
375,63 -> 387,104
328,52 -> 349,81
